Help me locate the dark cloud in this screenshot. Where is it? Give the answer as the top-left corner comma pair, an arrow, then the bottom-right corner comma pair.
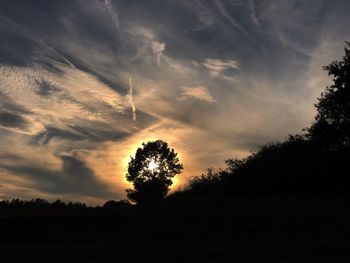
69,124 -> 130,142
34,80 -> 62,96
33,127 -> 84,144
3,155 -> 117,199
0,111 -> 27,128
33,124 -> 131,145
0,91 -> 31,114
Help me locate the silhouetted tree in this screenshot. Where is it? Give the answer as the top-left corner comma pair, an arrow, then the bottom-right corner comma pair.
126,140 -> 183,204
308,42 -> 350,148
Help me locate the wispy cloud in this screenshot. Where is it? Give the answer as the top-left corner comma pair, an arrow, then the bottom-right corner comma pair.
202,59 -> 239,77
180,86 -> 216,104
247,0 -> 260,27
152,42 -> 165,66
0,52 -> 134,202
128,76 -> 136,121
103,0 -> 120,31
128,27 -> 166,66
214,0 -> 248,35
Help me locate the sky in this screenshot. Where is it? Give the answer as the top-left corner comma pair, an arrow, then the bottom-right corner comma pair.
0,0 -> 350,204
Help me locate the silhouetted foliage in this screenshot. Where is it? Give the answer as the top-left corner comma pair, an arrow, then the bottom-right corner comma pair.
308,42 -> 350,149
188,167 -> 221,194
103,199 -> 131,209
126,140 -> 183,204
0,198 -> 87,209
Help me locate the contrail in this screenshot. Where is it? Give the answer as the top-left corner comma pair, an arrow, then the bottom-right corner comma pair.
104,0 -> 120,31
129,76 -> 136,121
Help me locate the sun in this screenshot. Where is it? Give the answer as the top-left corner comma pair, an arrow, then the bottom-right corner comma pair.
147,158 -> 159,172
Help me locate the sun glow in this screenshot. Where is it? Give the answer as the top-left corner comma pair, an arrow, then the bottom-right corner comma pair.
119,128 -> 187,191
147,158 -> 159,172
170,176 -> 180,190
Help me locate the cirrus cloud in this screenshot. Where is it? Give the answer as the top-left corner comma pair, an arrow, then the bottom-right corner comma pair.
202,59 -> 239,77
180,86 -> 216,104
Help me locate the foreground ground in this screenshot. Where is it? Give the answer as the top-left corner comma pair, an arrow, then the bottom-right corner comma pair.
1,194 -> 350,262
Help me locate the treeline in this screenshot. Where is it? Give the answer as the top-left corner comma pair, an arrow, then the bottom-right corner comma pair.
170,42 -> 350,199
0,198 -> 132,209
0,198 -> 87,209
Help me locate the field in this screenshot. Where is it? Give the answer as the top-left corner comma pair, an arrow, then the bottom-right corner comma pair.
1,194 -> 350,262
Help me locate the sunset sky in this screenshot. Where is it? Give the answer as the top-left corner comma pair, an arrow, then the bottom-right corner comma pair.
0,0 -> 350,204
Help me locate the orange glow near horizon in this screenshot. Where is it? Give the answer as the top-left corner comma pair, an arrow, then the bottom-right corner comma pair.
86,123 -> 244,202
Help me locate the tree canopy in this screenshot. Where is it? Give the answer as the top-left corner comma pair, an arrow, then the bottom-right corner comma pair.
125,140 -> 183,204
308,42 -> 350,148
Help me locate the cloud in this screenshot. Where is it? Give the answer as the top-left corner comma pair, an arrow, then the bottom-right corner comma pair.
128,26 -> 166,66
2,155 -> 118,199
180,86 -> 216,104
0,60 -> 126,125
0,44 -> 137,202
152,42 -> 165,66
0,111 -> 28,129
128,77 -> 136,121
247,0 -> 260,27
194,12 -> 214,31
214,0 -> 248,35
202,59 -> 239,77
103,0 -> 120,31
